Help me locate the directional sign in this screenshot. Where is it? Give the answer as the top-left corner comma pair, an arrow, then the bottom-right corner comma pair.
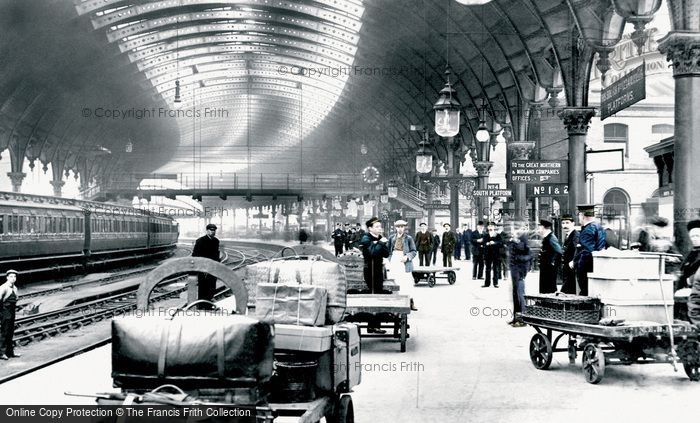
423,202 -> 451,210
403,210 -> 424,218
252,214 -> 270,219
510,160 -> 568,184
601,63 -> 646,120
473,189 -> 513,197
526,184 -> 569,197
487,183 -> 500,190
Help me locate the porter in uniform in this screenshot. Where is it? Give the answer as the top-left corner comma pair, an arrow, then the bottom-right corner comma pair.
0,270 -> 20,359
359,217 -> 391,332
572,205 -> 605,296
388,220 -> 418,311
192,223 -> 221,303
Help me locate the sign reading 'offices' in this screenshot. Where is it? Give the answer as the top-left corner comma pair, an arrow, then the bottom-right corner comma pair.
510,160 -> 568,184
600,63 -> 646,120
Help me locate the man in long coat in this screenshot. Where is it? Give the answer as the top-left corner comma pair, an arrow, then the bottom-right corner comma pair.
192,223 -> 221,302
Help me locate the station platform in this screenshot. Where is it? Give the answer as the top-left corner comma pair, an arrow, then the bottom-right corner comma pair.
0,253 -> 694,422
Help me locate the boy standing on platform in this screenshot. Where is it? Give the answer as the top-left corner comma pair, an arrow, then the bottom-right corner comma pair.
560,215 -> 579,294
415,222 -> 434,266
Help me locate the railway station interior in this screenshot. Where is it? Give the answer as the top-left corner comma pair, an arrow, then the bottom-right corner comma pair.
1,0 -> 700,422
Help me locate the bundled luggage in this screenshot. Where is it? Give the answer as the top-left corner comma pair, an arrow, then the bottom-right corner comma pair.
240,255 -> 347,323
111,309 -> 274,396
256,283 -> 328,326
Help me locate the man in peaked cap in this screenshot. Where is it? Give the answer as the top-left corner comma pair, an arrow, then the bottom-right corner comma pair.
538,219 -> 562,294
192,223 -> 221,304
572,205 -> 605,296
359,217 -> 391,332
0,270 -> 20,359
560,214 -> 579,294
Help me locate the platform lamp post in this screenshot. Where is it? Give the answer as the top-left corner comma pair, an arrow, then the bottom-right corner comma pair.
434,66 -> 463,229
611,0 -> 662,55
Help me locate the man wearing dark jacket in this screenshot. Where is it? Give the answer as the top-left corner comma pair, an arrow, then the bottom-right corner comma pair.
508,226 -> 531,327
471,221 -> 485,280
560,214 -> 579,294
415,222 -> 434,266
461,224 -> 472,260
441,223 -> 457,267
572,205 -> 606,296
331,223 -> 346,257
431,229 -> 440,265
538,219 -> 562,294
192,223 -> 221,302
359,217 -> 391,333
454,231 -> 462,261
482,222 -> 503,288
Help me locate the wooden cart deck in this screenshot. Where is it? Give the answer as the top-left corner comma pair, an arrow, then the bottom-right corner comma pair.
344,294 -> 411,352
518,313 -> 700,384
411,266 -> 460,287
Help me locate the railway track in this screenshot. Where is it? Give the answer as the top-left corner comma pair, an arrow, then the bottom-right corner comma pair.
11,247 -> 273,349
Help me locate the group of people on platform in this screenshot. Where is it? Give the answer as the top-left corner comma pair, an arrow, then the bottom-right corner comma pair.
330,222 -> 366,257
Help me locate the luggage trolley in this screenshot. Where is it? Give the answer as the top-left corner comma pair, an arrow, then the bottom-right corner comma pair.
70,257 -> 359,423
519,294 -> 700,384
411,266 -> 459,287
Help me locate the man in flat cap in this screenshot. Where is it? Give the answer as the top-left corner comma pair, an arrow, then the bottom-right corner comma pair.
538,219 -> 562,294
192,223 -> 221,303
441,223 -> 457,268
388,219 -> 418,311
359,217 -> 391,332
0,270 -> 20,359
571,205 -> 606,296
471,221 -> 485,280
560,214 -> 579,294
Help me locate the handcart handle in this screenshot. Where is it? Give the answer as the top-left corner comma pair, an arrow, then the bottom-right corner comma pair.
150,384 -> 187,396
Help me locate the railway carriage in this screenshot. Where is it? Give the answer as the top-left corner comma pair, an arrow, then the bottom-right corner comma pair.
0,191 -> 178,278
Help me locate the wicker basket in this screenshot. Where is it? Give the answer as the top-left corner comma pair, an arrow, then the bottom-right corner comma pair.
524,294 -> 602,324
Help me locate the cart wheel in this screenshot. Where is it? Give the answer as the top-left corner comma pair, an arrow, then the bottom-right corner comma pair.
529,333 -> 553,370
679,340 -> 700,382
447,271 -> 456,285
327,395 -> 354,423
582,343 -> 605,384
427,274 -> 436,287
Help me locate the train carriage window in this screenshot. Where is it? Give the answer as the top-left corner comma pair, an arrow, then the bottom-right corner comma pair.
19,215 -> 25,233
0,215 -> 3,234
29,216 -> 36,233
60,217 -> 66,233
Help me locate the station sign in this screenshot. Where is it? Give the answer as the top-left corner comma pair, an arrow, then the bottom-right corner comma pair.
403,210 -> 424,218
473,189 -> 513,197
601,63 -> 646,120
487,183 -> 500,190
526,184 -> 569,197
423,202 -> 451,210
510,160 -> 568,184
